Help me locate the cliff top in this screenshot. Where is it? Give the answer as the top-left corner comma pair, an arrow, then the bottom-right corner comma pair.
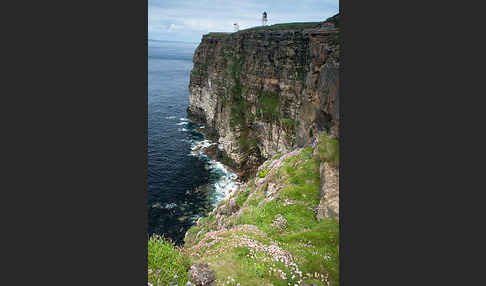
203,13 -> 339,40
204,22 -> 322,41
237,21 -> 321,33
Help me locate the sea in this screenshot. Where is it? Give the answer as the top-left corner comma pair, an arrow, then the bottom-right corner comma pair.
148,40 -> 238,244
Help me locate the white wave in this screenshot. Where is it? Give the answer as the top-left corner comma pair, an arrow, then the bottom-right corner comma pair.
209,161 -> 239,206
180,117 -> 189,121
178,128 -> 189,132
189,215 -> 200,223
152,202 -> 178,210
164,203 -> 177,209
176,121 -> 188,126
190,139 -> 217,157
187,136 -> 240,206
165,116 -> 176,119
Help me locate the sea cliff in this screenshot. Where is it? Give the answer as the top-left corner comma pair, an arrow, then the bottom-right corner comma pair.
148,14 -> 340,286
187,16 -> 339,180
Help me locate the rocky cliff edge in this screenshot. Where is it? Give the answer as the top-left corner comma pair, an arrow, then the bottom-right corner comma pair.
188,15 -> 340,179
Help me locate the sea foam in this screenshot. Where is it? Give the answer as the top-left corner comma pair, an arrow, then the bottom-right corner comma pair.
188,129 -> 240,206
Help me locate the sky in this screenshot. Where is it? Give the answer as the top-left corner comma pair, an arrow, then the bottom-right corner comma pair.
149,0 -> 339,43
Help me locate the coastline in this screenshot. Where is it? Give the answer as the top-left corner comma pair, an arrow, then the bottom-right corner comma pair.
187,119 -> 242,208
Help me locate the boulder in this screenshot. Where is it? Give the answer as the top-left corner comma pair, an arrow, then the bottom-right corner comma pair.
189,263 -> 216,286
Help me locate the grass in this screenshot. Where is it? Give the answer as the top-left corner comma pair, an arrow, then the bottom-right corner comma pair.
236,189 -> 250,207
275,148 -> 321,205
181,141 -> 339,286
237,199 -> 312,234
281,119 -> 297,132
317,133 -> 339,167
202,244 -> 276,286
203,21 -> 324,42
247,191 -> 264,208
272,153 -> 283,160
236,22 -> 321,33
280,148 -> 319,185
191,70 -> 207,77
226,55 -> 261,154
228,56 -> 248,129
329,32 -> 340,46
256,91 -> 280,122
148,235 -> 191,285
280,218 -> 340,285
325,13 -> 340,28
239,135 -> 258,153
204,32 -> 231,39
204,17 -> 339,40
257,169 -> 268,178
281,119 -> 298,146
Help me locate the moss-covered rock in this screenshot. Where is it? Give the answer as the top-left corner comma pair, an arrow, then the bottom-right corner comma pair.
316,132 -> 339,167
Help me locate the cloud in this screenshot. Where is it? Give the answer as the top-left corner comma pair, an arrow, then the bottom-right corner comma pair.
149,0 -> 339,42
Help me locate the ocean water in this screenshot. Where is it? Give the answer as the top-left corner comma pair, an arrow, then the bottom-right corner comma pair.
148,40 -> 238,244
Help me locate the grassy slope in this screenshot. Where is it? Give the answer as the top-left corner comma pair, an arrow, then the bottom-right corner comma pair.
148,235 -> 191,286
148,134 -> 339,285
182,135 -> 339,286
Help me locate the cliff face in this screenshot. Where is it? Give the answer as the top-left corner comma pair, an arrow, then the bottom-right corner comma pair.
188,19 -> 340,177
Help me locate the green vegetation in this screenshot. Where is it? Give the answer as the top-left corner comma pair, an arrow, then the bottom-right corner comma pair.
256,90 -> 280,122
205,16 -> 338,39
226,56 -> 260,154
238,131 -> 258,153
172,141 -> 340,285
282,119 -> 297,130
201,241 -> 279,285
236,22 -> 320,33
148,235 -> 191,285
191,70 -> 207,77
328,32 -> 340,46
280,218 -> 340,284
237,199 -> 316,235
325,13 -> 340,28
272,153 -> 283,160
317,132 -> 339,167
227,60 -> 285,149
236,189 -> 250,207
228,56 -> 247,129
205,32 -> 231,39
282,118 -> 298,143
257,169 -> 268,178
274,147 -> 321,206
150,16 -> 341,285
219,152 -> 236,168
296,66 -> 307,83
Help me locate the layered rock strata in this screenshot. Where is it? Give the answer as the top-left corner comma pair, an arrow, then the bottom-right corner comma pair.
188,17 -> 340,178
